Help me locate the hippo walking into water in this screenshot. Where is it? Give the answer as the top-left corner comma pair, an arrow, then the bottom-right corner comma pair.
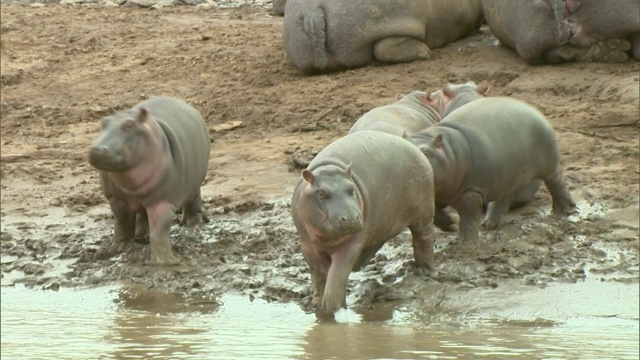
482,0 -> 640,63
283,0 -> 484,73
406,97 -> 576,244
291,130 -> 437,315
88,96 -> 210,265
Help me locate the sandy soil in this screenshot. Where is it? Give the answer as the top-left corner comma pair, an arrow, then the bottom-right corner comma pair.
1,4 -> 638,315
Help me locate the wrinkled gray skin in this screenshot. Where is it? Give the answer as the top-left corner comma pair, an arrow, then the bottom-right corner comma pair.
406,97 -> 576,244
348,91 -> 442,137
88,96 -> 210,265
483,0 -> 640,63
291,131 -> 436,316
283,0 -> 484,73
272,0 -> 286,16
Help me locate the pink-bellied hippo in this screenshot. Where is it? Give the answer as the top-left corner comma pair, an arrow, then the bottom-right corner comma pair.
483,0 -> 640,63
291,130 -> 436,315
405,97 -> 576,243
283,0 -> 484,73
88,96 -> 211,265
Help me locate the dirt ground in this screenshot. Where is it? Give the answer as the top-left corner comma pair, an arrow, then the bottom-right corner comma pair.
1,4 -> 638,316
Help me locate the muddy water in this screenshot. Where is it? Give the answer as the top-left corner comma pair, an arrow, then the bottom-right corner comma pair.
2,281 -> 638,359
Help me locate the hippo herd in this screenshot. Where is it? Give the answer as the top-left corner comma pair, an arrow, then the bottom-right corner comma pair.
87,0 -> 636,317
277,0 -> 640,72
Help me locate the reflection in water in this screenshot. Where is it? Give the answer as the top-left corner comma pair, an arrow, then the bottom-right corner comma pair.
1,283 -> 638,359
102,285 -> 218,359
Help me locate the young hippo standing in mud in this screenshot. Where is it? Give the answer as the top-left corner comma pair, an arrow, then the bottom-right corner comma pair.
88,96 -> 210,265
405,97 -> 576,244
291,130 -> 437,316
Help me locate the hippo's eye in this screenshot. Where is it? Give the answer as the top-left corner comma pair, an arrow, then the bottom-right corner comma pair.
121,120 -> 135,132
346,187 -> 355,197
317,189 -> 329,200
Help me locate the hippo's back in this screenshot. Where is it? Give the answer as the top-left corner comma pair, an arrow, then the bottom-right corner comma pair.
309,131 -> 434,236
134,96 -> 210,187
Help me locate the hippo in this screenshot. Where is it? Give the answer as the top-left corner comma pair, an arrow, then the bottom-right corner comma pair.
405,97 -> 576,244
482,0 -> 640,64
88,96 -> 211,265
291,130 -> 436,315
283,0 -> 484,73
425,80 -> 491,119
348,91 -> 442,137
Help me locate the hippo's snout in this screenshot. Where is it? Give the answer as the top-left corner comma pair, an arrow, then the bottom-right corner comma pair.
336,213 -> 363,234
89,145 -> 125,171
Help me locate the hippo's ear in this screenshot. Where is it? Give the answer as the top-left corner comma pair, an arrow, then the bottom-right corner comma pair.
476,81 -> 490,95
301,169 -> 314,184
344,162 -> 352,178
433,134 -> 444,149
396,93 -> 405,100
137,108 -> 149,123
442,84 -> 455,98
401,130 -> 408,139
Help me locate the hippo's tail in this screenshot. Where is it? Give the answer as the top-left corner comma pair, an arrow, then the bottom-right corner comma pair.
303,5 -> 329,70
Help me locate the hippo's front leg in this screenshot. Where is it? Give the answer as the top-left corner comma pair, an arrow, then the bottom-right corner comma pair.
453,192 -> 484,243
322,236 -> 364,314
135,209 -> 149,240
373,36 -> 432,64
108,197 -> 136,253
301,242 -> 330,308
146,201 -> 181,266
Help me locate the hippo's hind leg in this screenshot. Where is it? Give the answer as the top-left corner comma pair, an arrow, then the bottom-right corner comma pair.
482,196 -> 513,230
453,191 -> 484,243
373,36 -> 432,64
180,189 -> 209,227
543,166 -> 576,215
108,198 -> 136,254
434,205 -> 457,232
409,218 -> 435,273
146,201 -> 181,266
134,209 -> 149,240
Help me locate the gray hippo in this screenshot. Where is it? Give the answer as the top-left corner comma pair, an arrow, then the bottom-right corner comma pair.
348,91 -> 442,137
405,97 -> 576,243
432,80 -> 542,208
483,0 -> 640,63
435,80 -> 490,117
349,81 -> 491,137
291,130 -> 436,315
283,0 -> 484,73
88,96 -> 211,265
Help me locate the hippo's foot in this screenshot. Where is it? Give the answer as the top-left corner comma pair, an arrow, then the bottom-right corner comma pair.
373,36 -> 432,64
149,251 -> 181,266
552,197 -> 577,216
583,39 -> 631,63
434,207 -> 458,232
109,238 -> 133,255
180,212 -> 209,227
149,236 -> 181,266
482,198 -> 511,230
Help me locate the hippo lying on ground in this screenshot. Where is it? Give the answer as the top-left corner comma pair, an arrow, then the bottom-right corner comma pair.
483,0 -> 640,63
291,130 -> 436,315
88,96 -> 211,265
283,0 -> 484,73
405,97 -> 576,243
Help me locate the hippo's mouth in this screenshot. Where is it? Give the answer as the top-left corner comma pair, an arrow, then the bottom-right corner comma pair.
88,149 -> 129,172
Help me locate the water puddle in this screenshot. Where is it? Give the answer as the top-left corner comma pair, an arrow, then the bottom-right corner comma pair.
2,280 -> 638,359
